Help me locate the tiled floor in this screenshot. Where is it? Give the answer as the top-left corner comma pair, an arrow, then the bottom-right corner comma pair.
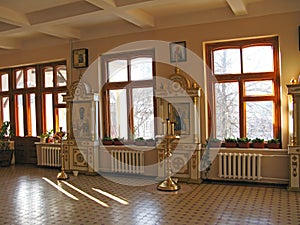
1,164 -> 300,225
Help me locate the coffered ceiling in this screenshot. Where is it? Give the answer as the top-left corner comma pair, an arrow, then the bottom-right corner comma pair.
0,0 -> 299,51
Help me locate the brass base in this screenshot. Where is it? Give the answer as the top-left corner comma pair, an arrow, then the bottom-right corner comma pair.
157,177 -> 180,191
57,170 -> 69,180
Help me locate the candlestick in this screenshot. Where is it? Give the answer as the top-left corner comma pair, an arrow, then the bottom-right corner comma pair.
166,119 -> 171,135
171,122 -> 175,135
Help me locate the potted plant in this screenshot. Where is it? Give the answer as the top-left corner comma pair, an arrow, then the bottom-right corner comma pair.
237,137 -> 251,148
44,129 -> 54,143
146,138 -> 156,146
0,121 -> 13,140
267,138 -> 280,149
39,132 -> 48,143
207,138 -> 221,148
113,137 -> 124,145
224,137 -> 237,148
134,137 -> 146,146
102,137 -> 113,145
0,121 -> 14,166
252,138 -> 265,148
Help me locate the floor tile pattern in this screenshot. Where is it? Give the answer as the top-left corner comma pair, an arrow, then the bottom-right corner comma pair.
1,165 -> 300,225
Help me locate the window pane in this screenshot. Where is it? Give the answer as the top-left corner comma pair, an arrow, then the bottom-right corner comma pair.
16,70 -> 24,89
28,93 -> 36,136
133,87 -> 154,139
108,60 -> 128,82
58,92 -> 66,104
215,82 -> 239,139
27,68 -> 36,87
16,94 -> 24,136
246,101 -> 273,140
213,49 -> 241,74
131,57 -> 152,81
242,46 -> 274,73
1,74 -> 9,91
57,66 -> 67,87
44,67 -> 54,87
1,97 -> 10,122
109,89 -> 128,139
245,80 -> 273,96
45,94 -> 53,131
58,108 -> 67,132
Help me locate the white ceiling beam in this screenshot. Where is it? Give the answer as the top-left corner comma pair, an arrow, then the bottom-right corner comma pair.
226,0 -> 248,16
86,0 -> 155,28
118,8 -> 154,28
37,25 -> 81,39
0,37 -> 21,49
0,6 -> 30,26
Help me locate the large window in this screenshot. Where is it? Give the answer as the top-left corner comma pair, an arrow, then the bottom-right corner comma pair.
205,36 -> 281,140
41,64 -> 67,133
102,49 -> 155,140
0,61 -> 67,137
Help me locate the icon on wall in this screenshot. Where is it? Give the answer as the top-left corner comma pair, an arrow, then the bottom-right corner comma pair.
169,41 -> 187,63
72,48 -> 88,68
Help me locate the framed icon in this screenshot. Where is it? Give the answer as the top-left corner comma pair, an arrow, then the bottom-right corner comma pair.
169,41 -> 187,63
72,48 -> 88,68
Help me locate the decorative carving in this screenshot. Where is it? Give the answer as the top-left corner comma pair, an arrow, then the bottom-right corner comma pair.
70,81 -> 91,98
192,152 -> 197,170
171,156 -> 188,174
292,155 -> 298,177
73,149 -> 87,167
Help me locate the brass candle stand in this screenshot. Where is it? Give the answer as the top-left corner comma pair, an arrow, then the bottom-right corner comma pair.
56,130 -> 68,180
157,119 -> 180,191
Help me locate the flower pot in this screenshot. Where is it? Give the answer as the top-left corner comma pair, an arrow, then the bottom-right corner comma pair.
0,149 -> 13,166
102,141 -> 113,145
209,142 -> 221,148
238,142 -> 250,148
224,142 -> 237,148
252,142 -> 265,148
113,140 -> 124,145
267,143 -> 280,149
123,140 -> 134,145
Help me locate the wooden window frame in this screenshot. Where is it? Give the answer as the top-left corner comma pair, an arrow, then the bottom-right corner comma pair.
0,61 -> 67,137
205,36 -> 281,139
101,49 -> 156,139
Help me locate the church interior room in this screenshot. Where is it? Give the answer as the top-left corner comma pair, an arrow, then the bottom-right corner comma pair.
0,0 -> 300,224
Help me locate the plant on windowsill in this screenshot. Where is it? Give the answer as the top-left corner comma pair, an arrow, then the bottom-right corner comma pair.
224,137 -> 237,148
134,137 -> 146,146
102,136 -> 113,145
40,129 -> 54,143
237,137 -> 251,148
39,132 -> 48,143
0,121 -> 14,166
113,137 -> 124,145
267,138 -> 280,149
206,138 -> 222,148
251,138 -> 265,148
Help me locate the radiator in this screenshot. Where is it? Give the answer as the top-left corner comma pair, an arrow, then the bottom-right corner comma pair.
218,153 -> 262,180
39,146 -> 61,167
111,150 -> 144,174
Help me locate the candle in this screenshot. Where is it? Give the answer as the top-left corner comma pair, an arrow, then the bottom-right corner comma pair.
162,122 -> 167,135
171,122 -> 175,135
167,119 -> 170,135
